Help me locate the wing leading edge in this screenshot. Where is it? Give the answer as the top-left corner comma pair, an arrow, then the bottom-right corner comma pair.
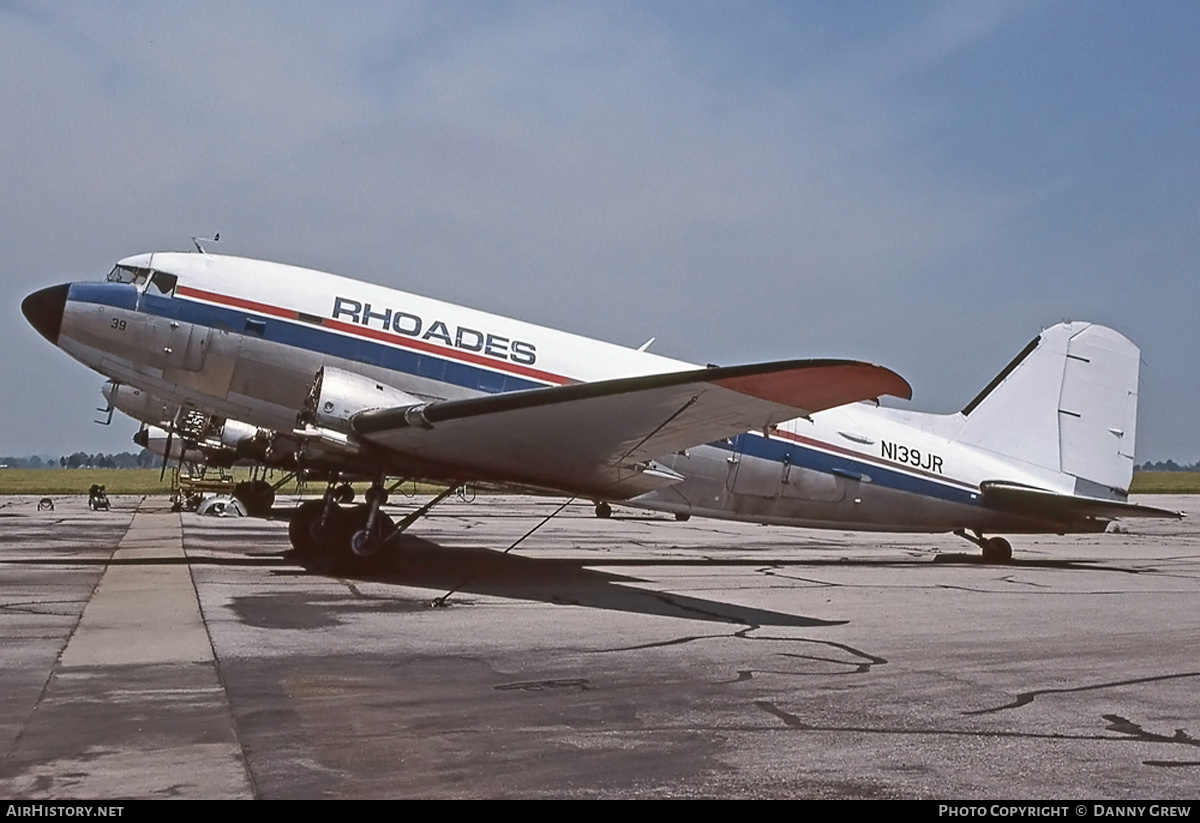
352,359 -> 912,499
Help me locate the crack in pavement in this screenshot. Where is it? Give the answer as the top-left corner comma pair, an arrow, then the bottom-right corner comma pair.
754,566 -> 840,588
753,702 -> 1199,760
1104,713 -> 1198,746
964,671 -> 1200,716
595,626 -> 886,679
1103,714 -> 1200,766
1143,761 -> 1200,767
494,679 -> 591,693
593,633 -> 731,652
997,575 -> 1053,588
0,599 -> 89,616
773,647 -> 886,675
756,700 -> 810,728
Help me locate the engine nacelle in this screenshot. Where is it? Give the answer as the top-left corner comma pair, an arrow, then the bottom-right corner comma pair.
102,381 -> 177,426
218,419 -> 259,450
298,366 -> 424,434
133,425 -> 207,463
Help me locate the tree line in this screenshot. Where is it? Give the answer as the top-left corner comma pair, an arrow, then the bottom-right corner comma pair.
1135,459 -> 1200,472
0,451 -> 162,469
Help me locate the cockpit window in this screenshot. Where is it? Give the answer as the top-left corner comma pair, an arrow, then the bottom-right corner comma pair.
147,271 -> 178,296
106,265 -> 150,285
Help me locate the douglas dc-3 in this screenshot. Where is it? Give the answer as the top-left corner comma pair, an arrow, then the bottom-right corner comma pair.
21,249 -> 1180,567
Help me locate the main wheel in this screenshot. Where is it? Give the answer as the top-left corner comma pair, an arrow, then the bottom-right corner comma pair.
349,508 -> 395,558
981,536 -> 1013,563
234,479 -> 276,517
594,501 -> 613,519
288,500 -> 338,557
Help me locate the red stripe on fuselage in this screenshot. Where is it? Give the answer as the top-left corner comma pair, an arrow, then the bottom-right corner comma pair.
174,285 -> 972,490
769,427 -> 977,491
175,284 -> 573,386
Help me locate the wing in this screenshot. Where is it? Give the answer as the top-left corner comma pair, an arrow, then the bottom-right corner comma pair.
980,481 -> 1184,521
351,359 -> 911,499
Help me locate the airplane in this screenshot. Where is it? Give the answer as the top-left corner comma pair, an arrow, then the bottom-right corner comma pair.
21,249 -> 1180,569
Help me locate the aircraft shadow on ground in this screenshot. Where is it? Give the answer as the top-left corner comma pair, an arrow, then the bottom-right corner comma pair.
1,527 -> 1132,627
289,534 -> 847,628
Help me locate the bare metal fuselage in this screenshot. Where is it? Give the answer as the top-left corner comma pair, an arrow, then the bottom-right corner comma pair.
35,252 -> 1127,536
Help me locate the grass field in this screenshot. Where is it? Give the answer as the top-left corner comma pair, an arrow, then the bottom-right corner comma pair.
1128,471 -> 1200,494
2,468 -> 1198,495
0,468 -> 310,496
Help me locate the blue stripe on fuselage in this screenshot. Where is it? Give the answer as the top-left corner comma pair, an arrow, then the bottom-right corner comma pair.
82,287 -> 979,506
68,283 -> 139,311
723,432 -> 980,507
150,292 -> 548,394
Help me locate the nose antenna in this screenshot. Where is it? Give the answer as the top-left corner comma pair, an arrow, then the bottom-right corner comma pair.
191,232 -> 220,254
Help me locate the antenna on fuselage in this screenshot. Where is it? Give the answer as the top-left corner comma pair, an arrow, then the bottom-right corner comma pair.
191,233 -> 220,254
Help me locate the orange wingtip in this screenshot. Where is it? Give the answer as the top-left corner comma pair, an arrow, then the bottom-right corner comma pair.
714,362 -> 912,412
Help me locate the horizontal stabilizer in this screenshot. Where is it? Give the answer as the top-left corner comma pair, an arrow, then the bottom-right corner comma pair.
352,359 -> 911,499
980,481 -> 1183,521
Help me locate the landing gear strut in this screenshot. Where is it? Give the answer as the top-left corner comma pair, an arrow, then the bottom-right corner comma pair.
289,501 -> 340,559
954,529 -> 1013,563
288,474 -> 362,569
348,479 -> 394,558
288,477 -> 461,572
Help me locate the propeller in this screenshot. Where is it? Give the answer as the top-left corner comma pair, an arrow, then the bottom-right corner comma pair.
160,427 -> 173,482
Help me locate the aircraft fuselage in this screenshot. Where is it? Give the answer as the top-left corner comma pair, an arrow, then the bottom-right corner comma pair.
24,252 -> 1126,537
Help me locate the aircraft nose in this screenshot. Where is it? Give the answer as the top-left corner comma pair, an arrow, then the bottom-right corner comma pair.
21,283 -> 70,345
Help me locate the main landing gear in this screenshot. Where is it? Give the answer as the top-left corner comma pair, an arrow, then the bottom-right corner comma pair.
232,478 -> 275,517
288,475 -> 459,572
953,529 -> 1013,563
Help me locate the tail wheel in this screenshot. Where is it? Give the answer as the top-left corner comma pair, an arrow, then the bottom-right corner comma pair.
594,501 -> 613,519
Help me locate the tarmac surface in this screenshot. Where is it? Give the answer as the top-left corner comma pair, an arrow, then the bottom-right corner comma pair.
0,491 -> 1197,799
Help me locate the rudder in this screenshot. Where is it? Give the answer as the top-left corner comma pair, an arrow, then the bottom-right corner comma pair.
956,322 -> 1139,497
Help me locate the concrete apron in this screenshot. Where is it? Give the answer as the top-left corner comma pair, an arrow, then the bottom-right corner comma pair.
6,501 -> 253,799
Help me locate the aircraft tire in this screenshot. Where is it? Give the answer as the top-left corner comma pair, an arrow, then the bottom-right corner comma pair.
982,536 -> 1013,563
594,501 -> 613,518
249,479 -> 275,513
349,510 -> 395,558
234,480 -> 276,517
674,512 -> 691,522
288,500 -> 334,557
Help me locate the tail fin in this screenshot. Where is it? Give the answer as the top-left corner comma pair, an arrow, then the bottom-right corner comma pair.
956,322 -> 1139,497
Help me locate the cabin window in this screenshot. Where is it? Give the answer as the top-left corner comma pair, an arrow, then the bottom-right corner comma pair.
147,271 -> 178,296
244,318 -> 266,336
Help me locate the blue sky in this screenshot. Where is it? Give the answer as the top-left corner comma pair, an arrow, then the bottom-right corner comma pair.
3,1 -> 1198,462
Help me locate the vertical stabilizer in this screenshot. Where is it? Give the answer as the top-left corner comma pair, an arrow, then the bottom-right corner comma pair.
957,322 -> 1139,496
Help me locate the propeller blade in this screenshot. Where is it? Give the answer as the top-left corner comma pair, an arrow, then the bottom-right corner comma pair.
160,429 -> 173,482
